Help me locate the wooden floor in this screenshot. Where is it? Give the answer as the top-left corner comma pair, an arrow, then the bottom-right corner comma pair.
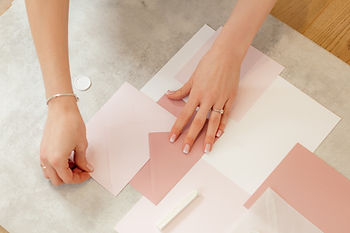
272,0 -> 350,64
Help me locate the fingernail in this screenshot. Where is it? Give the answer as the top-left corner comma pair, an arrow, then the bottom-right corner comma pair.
167,90 -> 175,95
216,130 -> 223,138
87,163 -> 94,172
204,143 -> 211,153
169,134 -> 176,143
183,144 -> 190,154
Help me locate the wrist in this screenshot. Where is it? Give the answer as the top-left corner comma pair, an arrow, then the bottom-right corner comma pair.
48,96 -> 79,114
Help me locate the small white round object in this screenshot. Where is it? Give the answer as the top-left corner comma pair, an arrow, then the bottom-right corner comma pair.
74,75 -> 91,91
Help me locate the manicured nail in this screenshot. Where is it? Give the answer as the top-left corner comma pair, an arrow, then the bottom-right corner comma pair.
167,90 -> 175,95
183,144 -> 190,154
216,130 -> 223,138
87,163 -> 94,172
169,134 -> 176,143
204,144 -> 211,153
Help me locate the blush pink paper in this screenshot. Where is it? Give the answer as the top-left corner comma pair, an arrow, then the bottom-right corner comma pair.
174,29 -> 284,122
157,94 -> 186,117
245,143 -> 350,233
117,160 -> 249,233
86,82 -> 175,195
130,130 -> 206,205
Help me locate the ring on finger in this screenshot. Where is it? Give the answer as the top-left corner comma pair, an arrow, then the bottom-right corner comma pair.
211,107 -> 224,114
40,163 -> 47,169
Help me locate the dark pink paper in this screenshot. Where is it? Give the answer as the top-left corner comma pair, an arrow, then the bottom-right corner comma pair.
245,143 -> 350,233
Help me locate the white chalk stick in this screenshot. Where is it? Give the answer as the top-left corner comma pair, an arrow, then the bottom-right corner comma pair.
156,190 -> 199,231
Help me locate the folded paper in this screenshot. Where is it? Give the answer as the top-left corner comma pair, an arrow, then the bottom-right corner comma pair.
203,77 -> 340,194
116,160 -> 249,233
86,82 -> 176,195
130,130 -> 205,205
245,143 -> 350,233
227,188 -> 323,233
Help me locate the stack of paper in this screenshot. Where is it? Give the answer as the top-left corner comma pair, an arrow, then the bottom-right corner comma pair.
85,25 -> 346,233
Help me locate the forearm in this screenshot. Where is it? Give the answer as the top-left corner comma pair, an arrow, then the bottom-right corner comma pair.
25,0 -> 72,99
213,0 -> 276,62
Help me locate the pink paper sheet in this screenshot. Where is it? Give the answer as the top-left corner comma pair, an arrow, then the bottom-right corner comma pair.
157,94 -> 186,118
86,82 -> 175,195
130,130 -> 205,205
174,29 -> 284,122
116,160 -> 249,233
245,143 -> 350,233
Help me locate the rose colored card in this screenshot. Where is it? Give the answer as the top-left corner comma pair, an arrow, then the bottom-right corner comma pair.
245,143 -> 350,233
129,129 -> 206,205
156,94 -> 186,118
86,82 -> 175,195
117,160 -> 249,233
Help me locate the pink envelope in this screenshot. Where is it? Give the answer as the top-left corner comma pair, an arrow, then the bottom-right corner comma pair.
245,143 -> 350,233
156,94 -> 186,118
130,130 -> 206,205
174,29 -> 284,122
86,82 -> 176,195
117,160 -> 249,233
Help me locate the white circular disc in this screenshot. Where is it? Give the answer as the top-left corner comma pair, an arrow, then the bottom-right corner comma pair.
74,76 -> 91,91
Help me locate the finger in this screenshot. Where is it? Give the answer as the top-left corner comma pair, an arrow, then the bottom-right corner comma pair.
204,102 -> 225,153
74,140 -> 94,172
51,156 -> 90,184
41,156 -> 62,185
41,166 -> 50,179
40,159 -> 50,179
183,103 -> 211,154
217,97 -> 235,137
45,163 -> 64,186
169,98 -> 199,143
166,80 -> 192,100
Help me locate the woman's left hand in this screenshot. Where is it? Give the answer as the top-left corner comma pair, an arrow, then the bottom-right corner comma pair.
167,45 -> 241,154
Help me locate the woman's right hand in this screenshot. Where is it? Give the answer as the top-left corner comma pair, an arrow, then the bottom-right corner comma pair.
40,97 -> 93,186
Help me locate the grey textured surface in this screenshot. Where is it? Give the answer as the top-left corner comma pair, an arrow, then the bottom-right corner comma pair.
0,0 -> 349,232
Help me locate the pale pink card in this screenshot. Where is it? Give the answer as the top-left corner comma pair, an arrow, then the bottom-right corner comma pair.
174,29 -> 284,122
130,130 -> 206,205
86,82 -> 176,195
116,160 -> 249,233
245,143 -> 350,233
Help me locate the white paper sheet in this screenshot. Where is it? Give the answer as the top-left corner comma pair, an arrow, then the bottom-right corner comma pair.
203,77 -> 340,194
227,188 -> 323,233
141,24 -> 215,101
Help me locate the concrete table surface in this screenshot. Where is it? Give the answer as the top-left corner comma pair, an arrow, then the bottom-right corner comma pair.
0,0 -> 349,232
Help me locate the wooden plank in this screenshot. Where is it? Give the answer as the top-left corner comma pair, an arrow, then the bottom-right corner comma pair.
271,0 -> 333,33
0,0 -> 13,16
304,0 -> 350,64
0,225 -> 9,233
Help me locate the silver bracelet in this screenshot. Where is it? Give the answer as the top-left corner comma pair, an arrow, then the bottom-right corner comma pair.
46,93 -> 79,105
